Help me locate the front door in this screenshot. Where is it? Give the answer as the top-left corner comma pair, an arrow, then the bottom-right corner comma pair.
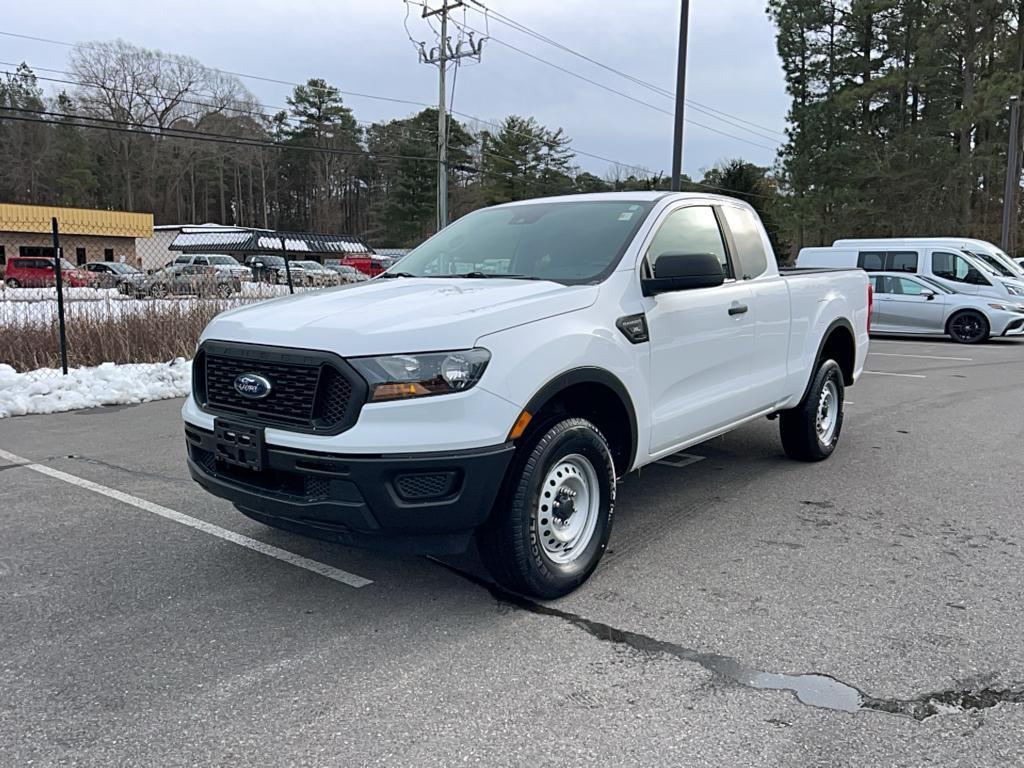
643,204 -> 756,455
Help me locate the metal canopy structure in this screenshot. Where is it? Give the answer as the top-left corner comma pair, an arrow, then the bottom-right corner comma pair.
168,226 -> 373,258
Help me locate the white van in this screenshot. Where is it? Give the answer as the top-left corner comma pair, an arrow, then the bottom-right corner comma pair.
796,243 -> 1024,301
834,237 -> 1024,280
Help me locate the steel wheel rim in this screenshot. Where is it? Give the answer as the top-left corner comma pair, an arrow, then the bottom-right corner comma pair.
816,379 -> 840,445
536,454 -> 601,565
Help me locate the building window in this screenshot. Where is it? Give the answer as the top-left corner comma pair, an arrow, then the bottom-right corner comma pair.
76,247 -> 87,265
104,248 -> 114,262
0,245 -> 5,266
19,246 -> 57,258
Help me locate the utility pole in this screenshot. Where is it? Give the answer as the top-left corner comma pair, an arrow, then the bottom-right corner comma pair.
670,0 -> 690,192
417,1 -> 484,230
1002,96 -> 1021,253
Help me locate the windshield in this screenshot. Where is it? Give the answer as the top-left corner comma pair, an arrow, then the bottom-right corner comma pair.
202,255 -> 238,266
389,200 -> 655,284
296,261 -> 324,270
917,275 -> 955,293
108,263 -> 139,274
966,250 -> 1013,276
252,255 -> 284,267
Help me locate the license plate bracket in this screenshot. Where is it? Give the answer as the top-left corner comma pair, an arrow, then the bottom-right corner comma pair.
213,419 -> 264,471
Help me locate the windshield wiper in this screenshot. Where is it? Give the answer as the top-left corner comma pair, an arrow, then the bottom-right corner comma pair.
450,272 -> 544,280
379,271 -> 417,279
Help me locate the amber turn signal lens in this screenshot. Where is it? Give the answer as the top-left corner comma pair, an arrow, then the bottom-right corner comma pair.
371,382 -> 433,401
508,410 -> 532,440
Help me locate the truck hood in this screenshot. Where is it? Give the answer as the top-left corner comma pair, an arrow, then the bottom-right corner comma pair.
201,277 -> 598,356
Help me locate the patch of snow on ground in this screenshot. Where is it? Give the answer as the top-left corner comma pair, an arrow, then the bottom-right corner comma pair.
0,359 -> 192,418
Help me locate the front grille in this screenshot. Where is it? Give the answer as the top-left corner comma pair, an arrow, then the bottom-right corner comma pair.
394,471 -> 459,501
195,342 -> 367,434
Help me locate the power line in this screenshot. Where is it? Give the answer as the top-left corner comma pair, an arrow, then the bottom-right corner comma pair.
1,29 -> 759,182
451,22 -> 778,152
0,106 -> 471,167
0,64 -> 441,143
463,1 -> 787,141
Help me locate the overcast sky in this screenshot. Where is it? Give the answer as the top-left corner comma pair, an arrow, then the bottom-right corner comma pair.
1,0 -> 789,179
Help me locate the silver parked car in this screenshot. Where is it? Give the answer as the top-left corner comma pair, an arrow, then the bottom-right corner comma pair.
324,263 -> 369,283
124,265 -> 242,299
869,272 -> 1024,343
292,260 -> 342,287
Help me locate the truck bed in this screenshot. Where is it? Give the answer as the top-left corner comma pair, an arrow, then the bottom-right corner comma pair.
778,266 -> 863,276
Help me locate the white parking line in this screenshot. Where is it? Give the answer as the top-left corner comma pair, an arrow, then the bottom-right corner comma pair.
0,448 -> 373,589
870,352 -> 972,362
862,370 -> 927,379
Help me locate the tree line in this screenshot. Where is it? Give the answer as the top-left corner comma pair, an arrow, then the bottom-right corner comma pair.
0,40 -> 782,249
769,0 -> 1024,255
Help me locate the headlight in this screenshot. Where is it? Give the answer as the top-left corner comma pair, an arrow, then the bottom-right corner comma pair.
1001,282 -> 1024,296
351,348 -> 491,402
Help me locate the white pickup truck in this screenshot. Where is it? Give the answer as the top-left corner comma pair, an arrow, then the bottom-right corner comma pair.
184,192 -> 870,598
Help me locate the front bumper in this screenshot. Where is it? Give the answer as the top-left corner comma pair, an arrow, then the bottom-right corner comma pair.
185,424 -> 514,553
1001,316 -> 1024,336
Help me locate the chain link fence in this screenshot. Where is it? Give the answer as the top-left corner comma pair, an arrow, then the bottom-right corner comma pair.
0,216 -> 384,377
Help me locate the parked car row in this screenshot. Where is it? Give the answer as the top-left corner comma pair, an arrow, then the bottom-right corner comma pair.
797,237 -> 1024,343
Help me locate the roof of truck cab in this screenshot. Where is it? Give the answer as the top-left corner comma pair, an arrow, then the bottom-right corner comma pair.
495,191 -> 743,206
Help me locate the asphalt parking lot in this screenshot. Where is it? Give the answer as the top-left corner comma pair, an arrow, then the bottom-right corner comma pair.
3,336 -> 1024,767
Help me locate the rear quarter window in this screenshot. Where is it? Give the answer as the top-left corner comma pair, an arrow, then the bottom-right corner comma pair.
720,206 -> 769,279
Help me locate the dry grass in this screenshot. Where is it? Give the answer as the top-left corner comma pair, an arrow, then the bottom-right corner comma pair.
0,301 -> 226,371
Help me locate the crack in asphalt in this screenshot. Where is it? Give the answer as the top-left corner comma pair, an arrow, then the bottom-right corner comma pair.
62,454 -> 184,484
430,559 -> 1024,722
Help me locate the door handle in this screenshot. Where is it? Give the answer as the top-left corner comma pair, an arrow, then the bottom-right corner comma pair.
728,303 -> 749,316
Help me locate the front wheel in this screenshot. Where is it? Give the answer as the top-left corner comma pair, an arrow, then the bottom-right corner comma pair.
477,418 -> 616,599
779,359 -> 845,462
947,310 -> 989,344
5,278 -> 21,288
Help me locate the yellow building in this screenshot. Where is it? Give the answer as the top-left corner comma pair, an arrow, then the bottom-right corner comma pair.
0,203 -> 153,268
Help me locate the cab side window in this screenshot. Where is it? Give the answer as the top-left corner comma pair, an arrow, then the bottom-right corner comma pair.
646,206 -> 731,279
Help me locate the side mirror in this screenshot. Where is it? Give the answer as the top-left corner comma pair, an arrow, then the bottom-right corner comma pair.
642,253 -> 725,296
921,289 -> 936,300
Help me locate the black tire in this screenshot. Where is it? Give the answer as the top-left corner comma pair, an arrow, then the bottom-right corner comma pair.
149,283 -> 168,299
779,359 -> 845,462
5,278 -> 21,288
216,282 -> 234,298
477,418 -> 616,600
946,310 -> 989,344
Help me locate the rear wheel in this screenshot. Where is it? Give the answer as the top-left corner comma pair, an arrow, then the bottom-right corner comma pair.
947,310 -> 989,344
216,282 -> 234,298
149,282 -> 168,299
5,278 -> 21,288
477,418 -> 616,599
780,359 -> 844,462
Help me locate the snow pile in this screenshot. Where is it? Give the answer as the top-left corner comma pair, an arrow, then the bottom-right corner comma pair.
0,359 -> 192,418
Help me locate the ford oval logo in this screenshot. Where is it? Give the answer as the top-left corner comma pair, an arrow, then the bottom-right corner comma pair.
233,373 -> 272,399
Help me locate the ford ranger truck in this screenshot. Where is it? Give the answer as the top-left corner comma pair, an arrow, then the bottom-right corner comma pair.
184,192 -> 871,599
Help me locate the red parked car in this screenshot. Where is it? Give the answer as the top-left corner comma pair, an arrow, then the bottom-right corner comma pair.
334,255 -> 388,277
3,256 -> 97,288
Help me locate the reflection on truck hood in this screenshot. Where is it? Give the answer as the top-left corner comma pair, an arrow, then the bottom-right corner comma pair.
202,277 -> 598,356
